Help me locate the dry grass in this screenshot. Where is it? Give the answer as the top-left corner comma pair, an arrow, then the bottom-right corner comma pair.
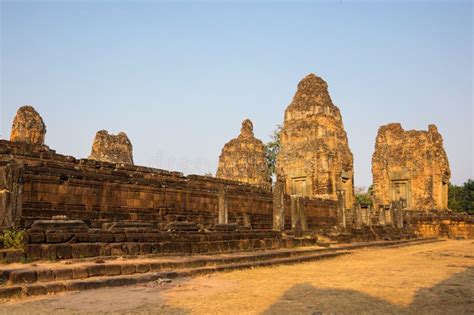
162,240 -> 474,314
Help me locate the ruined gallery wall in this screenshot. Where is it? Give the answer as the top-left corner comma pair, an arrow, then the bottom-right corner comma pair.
283,197 -> 338,230
0,141 -> 338,230
406,212 -> 474,239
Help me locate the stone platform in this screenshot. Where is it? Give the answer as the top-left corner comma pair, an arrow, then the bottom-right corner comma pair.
0,237 -> 440,300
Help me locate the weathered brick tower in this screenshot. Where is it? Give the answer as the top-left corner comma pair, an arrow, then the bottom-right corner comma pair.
276,74 -> 354,209
372,123 -> 450,211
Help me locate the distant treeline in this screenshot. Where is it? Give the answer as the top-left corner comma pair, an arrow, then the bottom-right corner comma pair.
449,179 -> 474,215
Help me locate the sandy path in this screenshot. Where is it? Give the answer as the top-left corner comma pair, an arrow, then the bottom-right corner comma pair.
1,240 -> 473,314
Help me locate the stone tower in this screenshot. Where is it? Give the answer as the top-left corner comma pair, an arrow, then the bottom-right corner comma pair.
216,119 -> 270,189
276,74 -> 354,208
372,123 -> 450,211
10,105 -> 47,145
89,130 -> 134,165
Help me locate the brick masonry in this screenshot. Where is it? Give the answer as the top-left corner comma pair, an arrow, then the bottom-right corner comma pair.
0,140 -> 338,231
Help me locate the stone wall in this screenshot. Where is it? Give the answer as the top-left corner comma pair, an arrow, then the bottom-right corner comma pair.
405,211 -> 474,239
0,140 -> 338,231
372,123 -> 450,211
277,74 -> 354,209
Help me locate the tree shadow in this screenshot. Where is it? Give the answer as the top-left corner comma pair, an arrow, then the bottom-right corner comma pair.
264,267 -> 474,315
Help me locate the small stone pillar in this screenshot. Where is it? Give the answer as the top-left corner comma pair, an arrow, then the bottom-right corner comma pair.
290,195 -> 308,232
299,197 -> 308,231
360,205 -> 370,226
366,205 -> 372,226
397,209 -> 404,229
0,160 -> 23,229
392,201 -> 404,229
272,178 -> 285,231
378,205 -> 386,225
218,185 -> 228,224
354,204 -> 363,228
291,195 -> 298,229
384,206 -> 393,226
337,190 -> 347,228
389,204 -> 396,227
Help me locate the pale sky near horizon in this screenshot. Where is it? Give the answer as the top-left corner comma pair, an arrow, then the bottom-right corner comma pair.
1,1 -> 473,188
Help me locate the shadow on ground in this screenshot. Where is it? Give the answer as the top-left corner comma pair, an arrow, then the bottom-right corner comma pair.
264,267 -> 474,315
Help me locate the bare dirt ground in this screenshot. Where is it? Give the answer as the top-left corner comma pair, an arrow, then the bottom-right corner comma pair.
1,240 -> 473,315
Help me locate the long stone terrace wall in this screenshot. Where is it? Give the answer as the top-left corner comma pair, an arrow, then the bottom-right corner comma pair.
0,141 -> 338,230
405,211 -> 474,239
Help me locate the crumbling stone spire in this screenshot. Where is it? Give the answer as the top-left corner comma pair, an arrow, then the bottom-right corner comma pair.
10,105 -> 47,145
240,119 -> 254,138
216,119 -> 270,189
89,130 -> 134,165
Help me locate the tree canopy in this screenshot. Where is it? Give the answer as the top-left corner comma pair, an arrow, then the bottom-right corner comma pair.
264,125 -> 282,180
448,179 -> 474,214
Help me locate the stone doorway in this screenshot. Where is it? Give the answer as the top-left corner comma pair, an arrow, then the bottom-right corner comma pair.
291,177 -> 308,197
391,180 -> 409,209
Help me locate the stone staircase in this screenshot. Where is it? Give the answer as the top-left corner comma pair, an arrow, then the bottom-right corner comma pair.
0,237 -> 440,300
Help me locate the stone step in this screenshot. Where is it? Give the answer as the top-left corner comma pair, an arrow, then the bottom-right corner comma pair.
0,237 -> 440,300
0,250 -> 351,299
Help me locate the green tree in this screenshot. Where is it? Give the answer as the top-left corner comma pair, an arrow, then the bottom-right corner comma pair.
448,179 -> 474,214
448,183 -> 464,212
264,125 -> 282,179
461,179 -> 474,214
355,186 -> 373,206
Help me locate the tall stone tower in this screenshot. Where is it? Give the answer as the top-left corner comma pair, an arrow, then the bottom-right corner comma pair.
276,74 -> 354,208
216,119 -> 270,189
372,123 -> 450,211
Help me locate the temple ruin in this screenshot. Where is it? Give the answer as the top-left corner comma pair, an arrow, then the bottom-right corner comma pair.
10,105 -> 46,145
89,130 -> 134,165
372,123 -> 451,211
216,119 -> 270,189
0,89 -> 471,299
276,74 -> 354,209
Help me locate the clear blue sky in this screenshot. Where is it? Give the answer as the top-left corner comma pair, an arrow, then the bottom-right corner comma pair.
1,1 -> 472,187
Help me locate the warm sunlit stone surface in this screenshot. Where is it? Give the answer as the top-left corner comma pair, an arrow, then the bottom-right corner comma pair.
372,123 -> 451,210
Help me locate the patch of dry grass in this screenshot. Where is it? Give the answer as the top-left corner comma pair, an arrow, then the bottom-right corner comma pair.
163,240 -> 474,314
